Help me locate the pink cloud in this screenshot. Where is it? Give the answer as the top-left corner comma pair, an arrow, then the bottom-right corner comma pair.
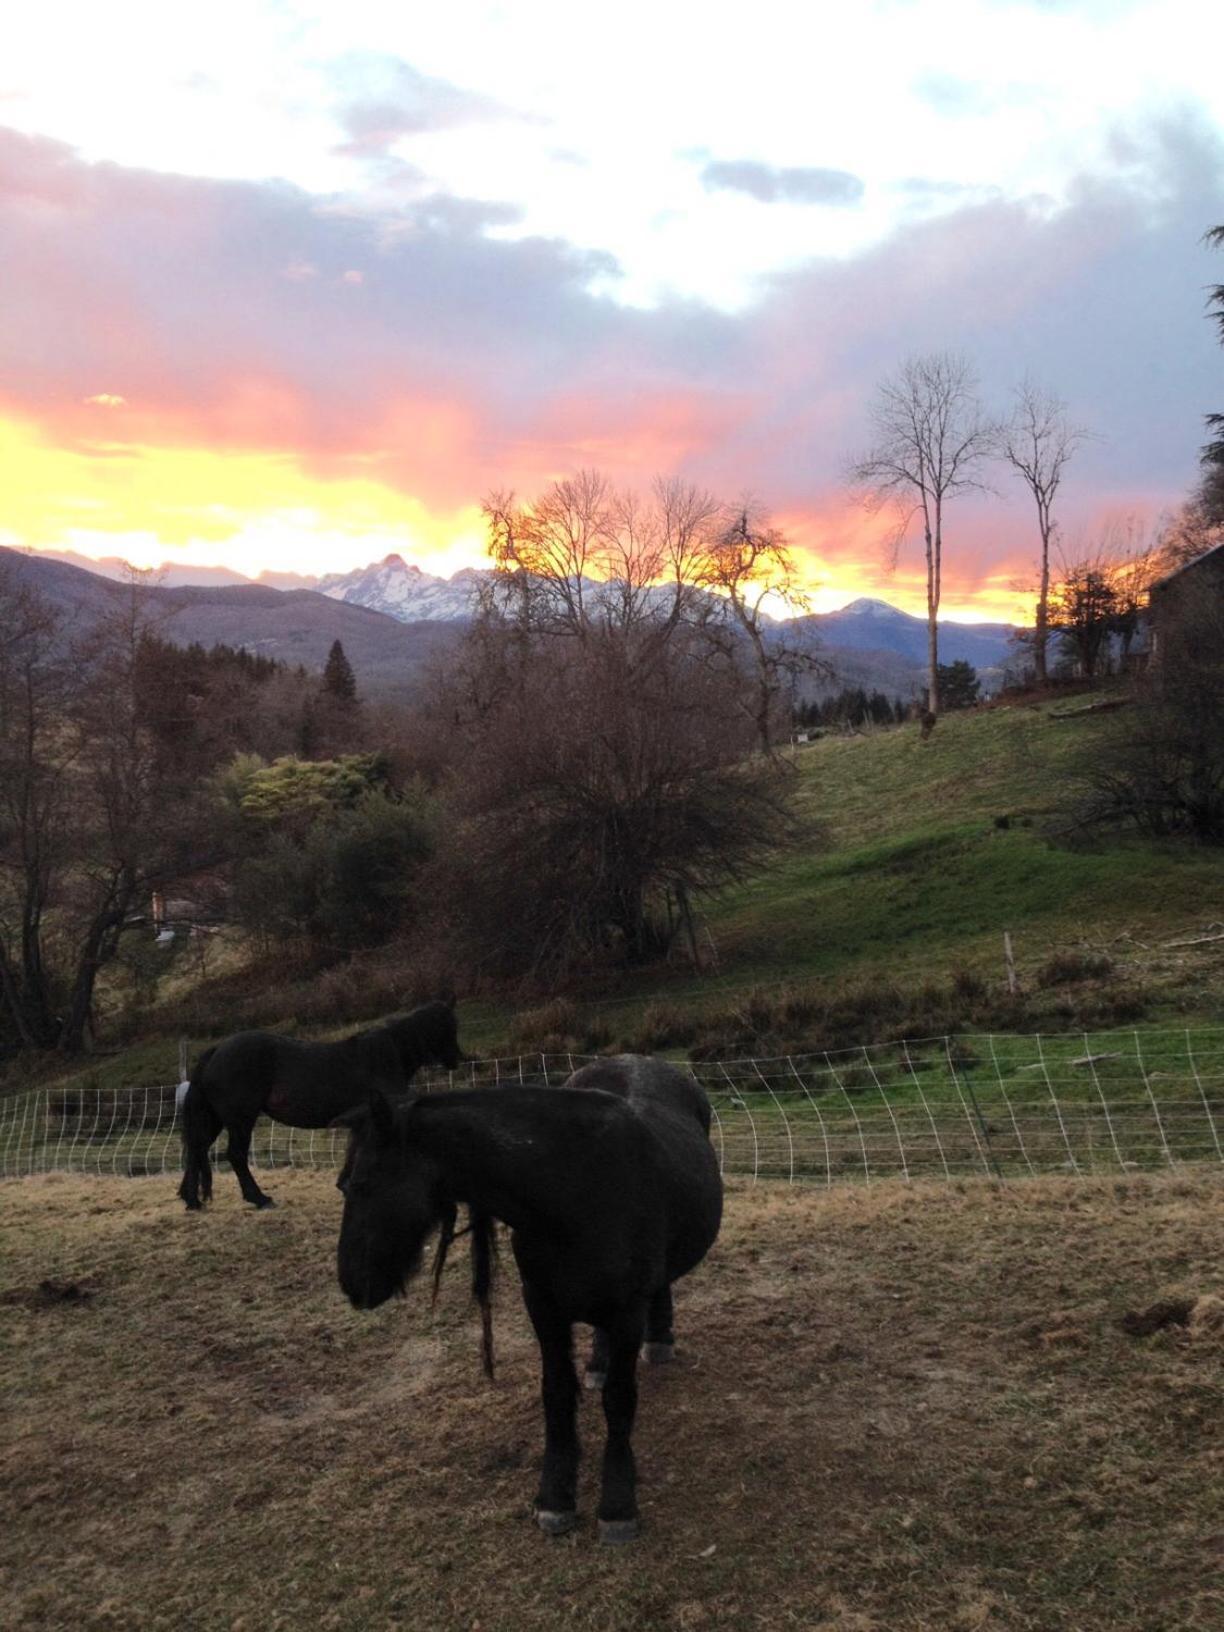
1,111 -> 1221,590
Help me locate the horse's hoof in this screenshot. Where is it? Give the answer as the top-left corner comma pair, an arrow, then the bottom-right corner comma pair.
643,1342 -> 674,1364
534,1507 -> 578,1537
253,1197 -> 276,1210
583,1369 -> 606,1391
597,1516 -> 641,1546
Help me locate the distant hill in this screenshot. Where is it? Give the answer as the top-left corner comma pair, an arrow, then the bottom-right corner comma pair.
0,547 -> 460,701
785,597 -> 1018,669
26,549 -> 256,588
22,548 -> 320,593
3,548 -> 1024,703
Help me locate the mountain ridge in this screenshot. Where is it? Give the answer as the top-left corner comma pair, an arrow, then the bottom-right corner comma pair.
2,546 -> 1023,699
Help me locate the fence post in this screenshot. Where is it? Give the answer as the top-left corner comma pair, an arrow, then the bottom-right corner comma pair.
949,1041 -> 1005,1181
1003,932 -> 1018,995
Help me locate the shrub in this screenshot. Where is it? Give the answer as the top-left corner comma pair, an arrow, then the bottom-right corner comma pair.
1036,951 -> 1115,988
231,789 -> 436,958
951,967 -> 989,1002
504,999 -> 613,1056
619,1002 -> 696,1052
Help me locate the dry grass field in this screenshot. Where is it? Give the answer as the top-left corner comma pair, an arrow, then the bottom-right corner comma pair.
2,1169 -> 1222,1632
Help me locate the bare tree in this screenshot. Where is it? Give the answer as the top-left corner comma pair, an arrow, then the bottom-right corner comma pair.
0,568 -> 215,1052
1153,495 -> 1224,577
482,470 -> 614,639
997,381 -> 1090,685
483,473 -> 823,752
429,620 -> 804,979
481,471 -> 724,650
849,352 -> 993,720
696,503 -> 821,753
0,571 -> 75,1048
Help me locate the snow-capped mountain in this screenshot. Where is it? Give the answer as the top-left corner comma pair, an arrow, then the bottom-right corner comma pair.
316,553 -> 725,626
317,554 -> 489,620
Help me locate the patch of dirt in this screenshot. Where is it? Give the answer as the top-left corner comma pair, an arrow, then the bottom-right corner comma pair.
1,1169 -> 1223,1631
1119,1296 -> 1197,1336
0,1277 -> 98,1309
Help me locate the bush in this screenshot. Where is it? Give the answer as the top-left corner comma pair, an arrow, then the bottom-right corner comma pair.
619,1002 -> 696,1052
231,789 -> 436,957
1036,951 -> 1115,988
504,999 -> 613,1056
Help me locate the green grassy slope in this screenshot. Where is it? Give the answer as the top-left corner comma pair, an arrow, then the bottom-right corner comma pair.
707,700 -> 1223,997
4,698 -> 1222,1095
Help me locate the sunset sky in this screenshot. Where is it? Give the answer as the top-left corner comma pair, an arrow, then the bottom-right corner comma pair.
3,0 -> 1223,620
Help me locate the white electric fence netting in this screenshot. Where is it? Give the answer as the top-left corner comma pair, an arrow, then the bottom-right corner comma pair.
2,1027 -> 1222,1187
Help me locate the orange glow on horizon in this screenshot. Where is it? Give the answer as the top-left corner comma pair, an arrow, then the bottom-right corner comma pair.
0,413 -> 488,580
779,506 -> 1032,625
0,413 -> 1033,622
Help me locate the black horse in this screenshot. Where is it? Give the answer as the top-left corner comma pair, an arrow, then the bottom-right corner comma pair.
179,1000 -> 463,1211
335,1053 -> 722,1543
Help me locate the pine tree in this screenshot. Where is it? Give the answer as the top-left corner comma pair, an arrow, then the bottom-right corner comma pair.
322,640 -> 357,704
936,660 -> 981,710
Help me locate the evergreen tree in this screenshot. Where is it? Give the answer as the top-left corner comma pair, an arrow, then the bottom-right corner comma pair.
936,660 -> 981,710
322,640 -> 358,704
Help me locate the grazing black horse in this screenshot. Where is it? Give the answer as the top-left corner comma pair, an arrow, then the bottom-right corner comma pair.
335,1053 -> 722,1543
179,1000 -> 463,1211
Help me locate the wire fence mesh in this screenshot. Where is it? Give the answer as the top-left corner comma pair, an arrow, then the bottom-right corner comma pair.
3,1026 -> 1223,1187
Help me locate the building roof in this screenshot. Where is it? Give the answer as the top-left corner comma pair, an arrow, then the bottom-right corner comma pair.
1149,539 -> 1224,595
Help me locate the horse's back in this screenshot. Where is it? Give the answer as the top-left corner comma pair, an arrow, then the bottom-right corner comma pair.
564,1055 -> 721,1277
203,1029 -> 285,1075
565,1054 -> 712,1134
199,1029 -> 370,1128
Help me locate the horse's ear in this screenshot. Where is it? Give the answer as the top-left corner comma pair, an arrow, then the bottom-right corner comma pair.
368,1089 -> 395,1144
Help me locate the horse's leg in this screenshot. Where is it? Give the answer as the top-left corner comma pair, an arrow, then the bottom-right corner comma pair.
521,1280 -> 580,1535
583,1326 -> 609,1391
225,1116 -> 274,1209
644,1284 -> 675,1364
596,1305 -> 646,1544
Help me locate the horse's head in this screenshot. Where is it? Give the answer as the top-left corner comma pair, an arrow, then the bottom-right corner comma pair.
335,1091 -> 446,1311
391,1000 -> 465,1075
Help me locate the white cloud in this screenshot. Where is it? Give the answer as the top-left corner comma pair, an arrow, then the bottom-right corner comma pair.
1,2 -> 1221,309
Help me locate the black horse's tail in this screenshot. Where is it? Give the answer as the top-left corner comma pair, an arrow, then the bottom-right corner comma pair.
178,1048 -> 220,1211
429,1204 -> 498,1378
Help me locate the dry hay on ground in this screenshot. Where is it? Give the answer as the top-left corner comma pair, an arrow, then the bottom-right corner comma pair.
1,1169 -> 1222,1632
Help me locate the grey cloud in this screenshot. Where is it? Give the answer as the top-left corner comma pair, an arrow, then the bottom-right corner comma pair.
332,56 -> 516,156
1,110 -> 1221,551
700,159 -> 865,206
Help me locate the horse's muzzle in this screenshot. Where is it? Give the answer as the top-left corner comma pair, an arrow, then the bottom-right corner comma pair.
337,1249 -> 403,1312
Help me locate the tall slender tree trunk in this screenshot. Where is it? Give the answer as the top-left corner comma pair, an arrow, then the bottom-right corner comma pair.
0,942 -> 39,1048
1035,507 -> 1052,685
924,501 -> 941,717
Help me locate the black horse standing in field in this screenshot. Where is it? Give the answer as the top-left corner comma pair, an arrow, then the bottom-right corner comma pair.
335,1053 -> 722,1543
179,1001 -> 463,1211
